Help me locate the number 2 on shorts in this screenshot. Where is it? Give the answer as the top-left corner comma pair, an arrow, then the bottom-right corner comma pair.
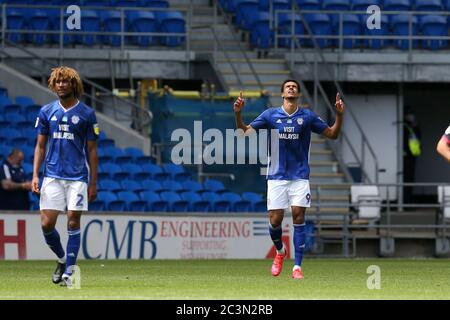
76,194 -> 84,207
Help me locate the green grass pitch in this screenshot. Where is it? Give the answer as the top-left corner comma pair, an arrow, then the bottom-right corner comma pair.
0,259 -> 449,299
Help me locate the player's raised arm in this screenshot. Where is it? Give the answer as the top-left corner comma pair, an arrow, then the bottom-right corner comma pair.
233,91 -> 252,133
322,92 -> 345,140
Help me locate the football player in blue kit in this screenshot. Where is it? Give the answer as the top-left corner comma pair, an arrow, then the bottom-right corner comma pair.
32,66 -> 99,286
233,80 -> 344,279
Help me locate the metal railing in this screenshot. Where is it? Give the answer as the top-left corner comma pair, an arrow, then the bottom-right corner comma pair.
307,182 -> 450,257
0,4 -> 191,69
0,36 -> 153,136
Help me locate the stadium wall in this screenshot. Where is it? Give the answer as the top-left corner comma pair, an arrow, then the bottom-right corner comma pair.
0,212 -> 291,260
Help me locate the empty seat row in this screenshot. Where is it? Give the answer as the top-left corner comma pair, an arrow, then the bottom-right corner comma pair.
251,12 -> 450,50
0,0 -> 169,7
3,8 -> 186,47
220,0 -> 450,14
89,190 -> 266,212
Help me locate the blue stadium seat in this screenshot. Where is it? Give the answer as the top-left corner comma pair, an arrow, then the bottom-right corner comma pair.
361,15 -> 390,49
296,0 -> 320,10
98,179 -> 123,192
334,14 -> 360,48
78,10 -> 101,46
22,145 -> 34,163
82,0 -> 109,6
101,163 -> 128,181
97,166 -> 110,180
22,162 -> 33,180
259,0 -> 291,11
97,191 -> 126,211
235,0 -> 259,31
101,10 -> 127,46
155,11 -> 186,47
277,12 -> 303,48
124,147 -> 155,164
250,11 -> 273,49
117,191 -> 147,211
160,191 -> 189,212
0,88 -> 8,97
141,163 -> 170,181
141,179 -> 166,193
391,14 -> 419,50
242,192 -> 267,212
161,180 -> 185,193
221,192 -> 251,212
98,149 -> 113,164
352,0 -> 382,11
121,179 -> 144,193
162,163 -> 191,181
203,179 -> 227,193
15,96 -> 41,113
182,180 -> 204,193
122,163 -> 151,181
383,0 -> 411,12
22,128 -> 37,147
113,0 -> 138,7
89,199 -> 105,211
6,8 -> 26,43
324,0 -> 351,28
27,9 -> 52,45
102,146 -> 123,159
218,0 -> 237,13
98,138 -> 115,148
201,191 -> 231,212
0,96 -> 21,115
5,113 -> 27,125
127,11 -> 157,47
0,128 -> 23,144
420,15 -> 448,50
139,0 -> 169,8
139,191 -> 169,211
304,14 -> 332,48
415,0 -> 442,12
180,191 -> 211,212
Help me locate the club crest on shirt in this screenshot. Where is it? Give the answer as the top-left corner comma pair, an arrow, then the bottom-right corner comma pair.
71,115 -> 80,124
297,118 -> 304,125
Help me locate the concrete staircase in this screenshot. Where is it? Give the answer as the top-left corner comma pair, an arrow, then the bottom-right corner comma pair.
172,0 -> 351,217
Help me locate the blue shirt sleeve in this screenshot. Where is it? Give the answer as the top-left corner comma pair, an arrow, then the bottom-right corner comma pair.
36,109 -> 49,136
0,162 -> 6,180
250,109 -> 270,130
86,110 -> 99,141
310,111 -> 328,134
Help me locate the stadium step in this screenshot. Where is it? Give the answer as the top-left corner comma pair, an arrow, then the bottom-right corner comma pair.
310,161 -> 339,174
309,150 -> 334,162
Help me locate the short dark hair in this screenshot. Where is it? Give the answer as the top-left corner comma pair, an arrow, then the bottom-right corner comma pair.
8,148 -> 23,157
281,79 -> 300,93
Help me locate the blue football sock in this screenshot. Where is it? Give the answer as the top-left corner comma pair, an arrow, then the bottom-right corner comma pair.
293,223 -> 306,267
269,224 -> 284,251
65,228 -> 81,275
43,229 -> 65,259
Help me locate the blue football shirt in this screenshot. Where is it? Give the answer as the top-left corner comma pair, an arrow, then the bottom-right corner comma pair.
250,106 -> 328,180
36,100 -> 99,182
